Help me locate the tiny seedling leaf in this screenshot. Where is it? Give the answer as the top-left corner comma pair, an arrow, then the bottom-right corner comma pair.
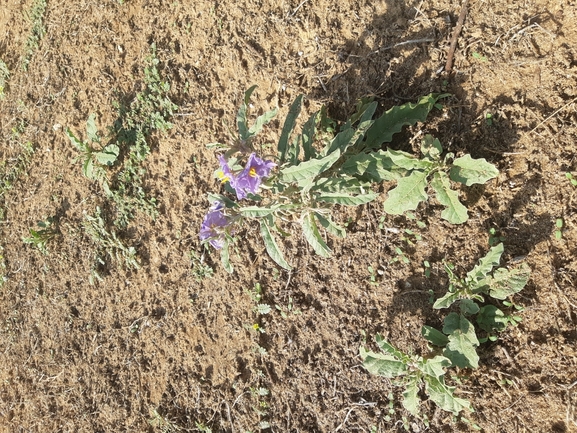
449,154 -> 499,186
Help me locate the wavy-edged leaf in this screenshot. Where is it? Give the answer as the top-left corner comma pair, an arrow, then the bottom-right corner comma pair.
314,212 -> 346,238
237,85 -> 257,140
302,212 -> 332,257
419,355 -> 451,379
387,149 -> 434,170
95,144 -> 119,166
476,305 -> 508,333
402,376 -> 420,415
487,264 -> 531,300
280,149 -> 341,184
383,170 -> 428,215
364,93 -> 447,150
316,191 -> 379,206
278,94 -> 304,163
442,313 -> 479,369
422,325 -> 449,347
360,348 -> 408,378
86,113 -> 99,143
312,176 -> 368,194
450,154 -> 499,186
433,290 -> 461,310
342,151 -> 406,182
421,135 -> 443,160
424,375 -> 472,415
431,171 -> 468,224
375,334 -> 408,361
259,219 -> 292,270
466,243 -> 504,284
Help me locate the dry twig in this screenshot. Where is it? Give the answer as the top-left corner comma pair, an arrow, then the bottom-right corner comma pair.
444,0 -> 470,76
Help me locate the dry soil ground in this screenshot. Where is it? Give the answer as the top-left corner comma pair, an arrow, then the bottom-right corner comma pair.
1,0 -> 577,432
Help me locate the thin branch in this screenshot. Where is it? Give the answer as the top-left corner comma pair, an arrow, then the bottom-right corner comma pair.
444,0 -> 470,76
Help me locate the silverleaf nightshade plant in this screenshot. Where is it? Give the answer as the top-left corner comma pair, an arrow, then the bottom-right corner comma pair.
199,86 -> 494,272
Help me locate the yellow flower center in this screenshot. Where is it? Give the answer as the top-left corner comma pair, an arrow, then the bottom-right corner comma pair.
249,167 -> 257,177
217,171 -> 230,183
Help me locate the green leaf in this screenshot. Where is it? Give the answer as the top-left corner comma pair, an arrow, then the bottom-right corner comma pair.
375,334 -> 408,361
422,325 -> 449,347
237,85 -> 258,140
66,128 -> 86,152
459,299 -> 480,315
259,219 -> 292,270
383,170 -> 429,215
360,348 -> 408,378
419,355 -> 451,379
431,171 -> 468,224
301,111 -> 318,161
442,313 -> 479,369
450,154 -> 499,186
487,264 -> 531,300
341,150 -> 404,182
94,144 -> 119,166
477,305 -> 508,333
424,375 -> 472,415
248,108 -> 278,138
421,135 -> 443,160
312,176 -> 368,194
314,212 -> 346,238
387,149 -> 434,170
278,94 -> 304,163
433,291 -> 461,310
363,93 -> 446,150
402,376 -> 420,415
321,127 -> 356,156
302,212 -> 332,258
220,242 -> 233,273
86,113 -> 99,143
239,206 -> 278,218
466,243 -> 504,284
280,149 -> 341,184
316,191 -> 379,206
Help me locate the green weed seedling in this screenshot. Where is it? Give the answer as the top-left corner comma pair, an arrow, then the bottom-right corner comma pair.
83,207 -> 139,281
555,218 -> 564,240
22,0 -> 47,71
566,172 -> 577,187
275,296 -> 301,318
360,334 -> 472,416
148,407 -> 181,432
66,113 -> 119,182
422,243 -> 530,367
0,58 -> 8,98
488,227 -> 505,247
189,250 -> 214,280
23,217 -> 57,255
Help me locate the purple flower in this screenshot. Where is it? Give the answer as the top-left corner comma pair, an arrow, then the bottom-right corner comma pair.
199,201 -> 229,249
216,155 -> 236,188
234,153 -> 276,199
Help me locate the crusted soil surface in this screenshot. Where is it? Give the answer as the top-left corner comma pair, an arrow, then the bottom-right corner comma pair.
1,0 -> 577,432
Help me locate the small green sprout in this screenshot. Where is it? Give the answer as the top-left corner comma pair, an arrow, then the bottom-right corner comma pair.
555,218 -> 564,240
23,217 -> 57,255
566,172 -> 577,187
